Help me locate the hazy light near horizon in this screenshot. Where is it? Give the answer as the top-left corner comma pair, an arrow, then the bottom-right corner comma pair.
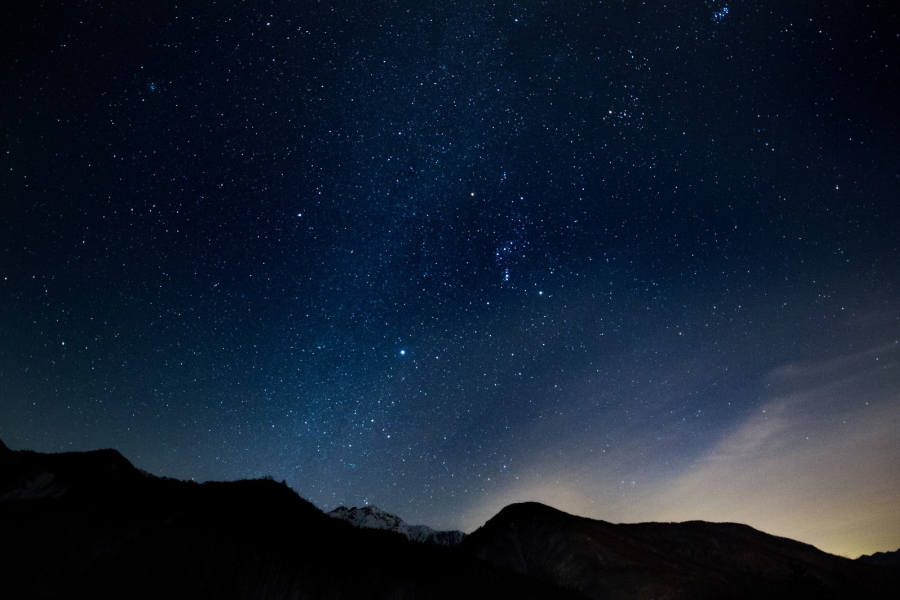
462,323 -> 900,558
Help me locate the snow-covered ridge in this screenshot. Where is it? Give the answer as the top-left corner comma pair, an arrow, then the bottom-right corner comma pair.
328,505 -> 466,546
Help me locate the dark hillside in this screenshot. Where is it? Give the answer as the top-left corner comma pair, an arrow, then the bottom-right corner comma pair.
461,502 -> 900,600
858,549 -> 900,569
0,441 -> 584,600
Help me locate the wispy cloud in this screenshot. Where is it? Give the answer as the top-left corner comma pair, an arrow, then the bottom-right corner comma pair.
643,343 -> 900,557
463,337 -> 900,557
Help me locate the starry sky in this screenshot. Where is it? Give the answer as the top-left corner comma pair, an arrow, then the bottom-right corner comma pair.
1,1 -> 898,558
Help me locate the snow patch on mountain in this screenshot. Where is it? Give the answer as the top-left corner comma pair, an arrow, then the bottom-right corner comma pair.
328,505 -> 466,546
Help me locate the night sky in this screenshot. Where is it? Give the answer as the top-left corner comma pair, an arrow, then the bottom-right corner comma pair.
2,1 -> 898,558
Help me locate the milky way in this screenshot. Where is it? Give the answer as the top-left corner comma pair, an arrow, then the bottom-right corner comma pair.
1,1 -> 898,557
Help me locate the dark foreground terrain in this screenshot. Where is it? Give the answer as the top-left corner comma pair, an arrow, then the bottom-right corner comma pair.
1,439 -> 897,599
462,502 -> 900,600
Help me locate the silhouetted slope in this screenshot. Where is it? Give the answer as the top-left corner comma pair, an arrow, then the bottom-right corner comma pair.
461,502 -> 900,600
858,549 -> 900,568
5,441 -> 897,600
0,441 -> 584,600
0,444 -> 149,500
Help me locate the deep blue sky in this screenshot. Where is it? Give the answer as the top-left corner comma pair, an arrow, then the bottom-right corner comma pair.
2,1 -> 898,557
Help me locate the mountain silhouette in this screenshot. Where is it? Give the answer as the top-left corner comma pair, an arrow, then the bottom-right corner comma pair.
461,501 -> 899,600
1,440 -> 897,599
0,439 -> 581,600
858,549 -> 900,569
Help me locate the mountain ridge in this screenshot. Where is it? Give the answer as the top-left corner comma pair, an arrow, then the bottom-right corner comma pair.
328,504 -> 466,545
0,439 -> 581,600
462,500 -> 899,600
858,548 -> 900,568
1,439 -> 897,599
